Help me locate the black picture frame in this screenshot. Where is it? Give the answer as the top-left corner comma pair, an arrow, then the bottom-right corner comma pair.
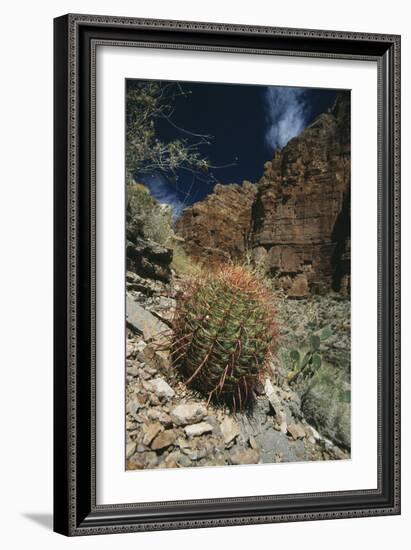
53,13 -> 401,536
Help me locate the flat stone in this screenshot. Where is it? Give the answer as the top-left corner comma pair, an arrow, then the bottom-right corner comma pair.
256,429 -> 299,463
287,423 -> 306,440
220,417 -> 240,445
127,364 -> 140,377
143,422 -> 162,446
178,454 -> 192,467
126,441 -> 137,459
144,451 -> 159,469
151,430 -> 176,450
141,345 -> 170,371
185,448 -> 207,461
126,293 -> 169,342
184,422 -> 213,437
229,447 -> 260,465
149,378 -> 175,400
127,454 -> 145,470
170,403 -> 207,426
126,398 -> 142,418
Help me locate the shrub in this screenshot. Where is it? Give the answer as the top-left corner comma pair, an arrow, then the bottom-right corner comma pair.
171,265 -> 277,409
126,183 -> 173,246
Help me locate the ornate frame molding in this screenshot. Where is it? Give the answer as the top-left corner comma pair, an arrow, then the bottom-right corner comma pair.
54,14 -> 401,536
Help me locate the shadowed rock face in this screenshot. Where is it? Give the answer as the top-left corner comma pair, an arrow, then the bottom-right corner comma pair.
176,94 -> 351,297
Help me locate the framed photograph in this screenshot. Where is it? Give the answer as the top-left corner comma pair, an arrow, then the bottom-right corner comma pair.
53,14 -> 401,536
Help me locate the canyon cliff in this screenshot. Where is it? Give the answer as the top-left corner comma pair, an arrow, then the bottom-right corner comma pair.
176,94 -> 351,297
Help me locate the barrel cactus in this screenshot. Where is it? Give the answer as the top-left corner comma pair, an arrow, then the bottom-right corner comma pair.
171,265 -> 277,409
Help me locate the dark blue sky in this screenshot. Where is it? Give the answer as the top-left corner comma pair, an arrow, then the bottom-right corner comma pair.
130,79 -> 345,217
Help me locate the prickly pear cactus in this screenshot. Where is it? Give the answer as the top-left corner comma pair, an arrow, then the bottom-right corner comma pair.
171,266 -> 277,409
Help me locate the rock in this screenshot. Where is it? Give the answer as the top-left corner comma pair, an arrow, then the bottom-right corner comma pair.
137,394 -> 148,406
126,419 -> 137,430
147,408 -> 161,421
220,417 -> 240,445
151,430 -> 176,450
170,403 -> 207,426
158,412 -> 173,427
184,448 -> 207,461
177,454 -> 192,467
149,394 -> 161,406
127,454 -> 145,469
126,340 -> 138,359
141,344 -> 170,371
176,437 -> 191,452
144,451 -> 159,469
184,422 -> 213,437
126,441 -> 137,459
126,294 -> 169,342
287,423 -> 306,440
149,378 -> 175,400
307,425 -> 321,441
126,270 -> 166,295
256,428 -> 302,463
126,398 -> 142,418
275,410 -> 287,425
204,415 -> 222,436
229,447 -> 260,465
264,379 -> 281,413
249,435 -> 258,450
175,182 -> 258,267
135,340 -> 147,352
143,422 -> 162,446
126,237 -> 173,283
127,364 -> 140,377
280,421 -> 288,435
163,451 -> 182,468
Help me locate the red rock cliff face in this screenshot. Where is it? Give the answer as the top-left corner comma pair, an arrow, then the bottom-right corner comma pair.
252,94 -> 350,296
176,94 -> 350,296
175,182 -> 257,264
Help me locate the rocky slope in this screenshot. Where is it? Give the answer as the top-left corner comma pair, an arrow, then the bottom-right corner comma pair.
125,270 -> 349,470
175,94 -> 351,297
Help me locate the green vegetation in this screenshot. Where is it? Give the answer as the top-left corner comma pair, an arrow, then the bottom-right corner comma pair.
301,361 -> 351,449
126,182 -> 199,276
275,295 -> 351,449
171,266 -> 277,409
126,183 -> 173,245
287,327 -> 332,384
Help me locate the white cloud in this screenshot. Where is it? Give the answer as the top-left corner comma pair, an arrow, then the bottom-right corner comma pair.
264,87 -> 308,152
141,173 -> 184,219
